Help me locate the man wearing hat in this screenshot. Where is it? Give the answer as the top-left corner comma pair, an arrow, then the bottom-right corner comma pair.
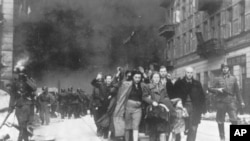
208,63 -> 245,141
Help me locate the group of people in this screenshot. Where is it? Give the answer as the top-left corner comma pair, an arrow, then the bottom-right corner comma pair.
2,62 -> 245,141
57,87 -> 90,119
4,67 -> 90,141
90,63 -> 245,141
36,86 -> 90,125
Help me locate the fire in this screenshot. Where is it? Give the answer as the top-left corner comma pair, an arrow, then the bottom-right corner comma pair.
14,57 -> 29,72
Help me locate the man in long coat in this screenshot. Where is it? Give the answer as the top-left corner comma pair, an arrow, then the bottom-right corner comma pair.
174,67 -> 206,141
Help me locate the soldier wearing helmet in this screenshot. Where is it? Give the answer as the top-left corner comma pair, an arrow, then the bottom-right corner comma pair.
208,63 -> 245,141
8,66 -> 37,141
37,86 -> 53,125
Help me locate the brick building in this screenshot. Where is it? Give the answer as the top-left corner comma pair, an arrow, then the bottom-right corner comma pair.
159,0 -> 250,110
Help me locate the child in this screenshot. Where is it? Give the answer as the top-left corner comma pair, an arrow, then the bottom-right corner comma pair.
169,98 -> 188,141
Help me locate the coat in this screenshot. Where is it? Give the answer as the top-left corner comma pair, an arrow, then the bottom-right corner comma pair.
174,77 -> 206,124
112,81 -> 133,137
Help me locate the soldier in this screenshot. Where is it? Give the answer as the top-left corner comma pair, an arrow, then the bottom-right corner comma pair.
50,91 -> 58,118
70,89 -> 82,118
77,89 -> 89,116
8,68 -> 37,141
67,87 -> 74,118
58,89 -> 68,119
208,63 -> 245,141
38,86 -> 53,125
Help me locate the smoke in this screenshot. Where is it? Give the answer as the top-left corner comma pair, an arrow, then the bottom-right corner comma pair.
14,0 -> 166,89
13,55 -> 29,72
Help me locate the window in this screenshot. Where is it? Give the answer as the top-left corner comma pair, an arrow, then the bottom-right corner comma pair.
170,39 -> 174,60
180,35 -> 184,56
224,8 -> 233,38
246,0 -> 250,14
192,30 -> 197,52
210,17 -> 215,38
183,33 -> 187,54
245,14 -> 250,31
189,30 -> 193,53
204,71 -> 209,89
239,1 -> 245,32
165,42 -> 170,60
182,6 -> 186,21
215,13 -> 221,38
232,4 -> 241,35
171,8 -> 174,24
203,21 -> 209,40
176,37 -> 181,57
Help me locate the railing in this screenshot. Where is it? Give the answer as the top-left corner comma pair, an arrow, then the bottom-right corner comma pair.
159,24 -> 175,39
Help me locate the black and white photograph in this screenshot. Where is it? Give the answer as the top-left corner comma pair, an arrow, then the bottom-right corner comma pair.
0,0 -> 250,141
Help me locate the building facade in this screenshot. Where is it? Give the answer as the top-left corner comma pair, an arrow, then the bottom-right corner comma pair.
0,0 -> 14,87
160,0 -> 250,110
0,0 -> 37,87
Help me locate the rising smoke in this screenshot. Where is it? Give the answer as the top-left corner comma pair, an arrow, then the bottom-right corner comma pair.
14,0 -> 166,92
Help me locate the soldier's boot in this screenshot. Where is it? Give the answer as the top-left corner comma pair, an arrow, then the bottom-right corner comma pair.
18,128 -> 29,141
97,127 -> 103,137
218,123 -> 225,141
231,120 -> 238,125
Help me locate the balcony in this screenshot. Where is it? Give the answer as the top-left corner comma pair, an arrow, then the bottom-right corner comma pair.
159,24 -> 175,40
198,0 -> 223,14
197,38 -> 225,58
160,0 -> 173,8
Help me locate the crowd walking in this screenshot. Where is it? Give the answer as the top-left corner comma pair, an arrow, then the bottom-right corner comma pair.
90,63 -> 245,141
0,62 -> 245,141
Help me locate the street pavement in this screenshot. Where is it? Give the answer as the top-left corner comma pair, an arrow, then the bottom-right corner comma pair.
32,115 -> 102,141
197,120 -> 230,141
0,114 -> 230,141
31,115 -> 230,141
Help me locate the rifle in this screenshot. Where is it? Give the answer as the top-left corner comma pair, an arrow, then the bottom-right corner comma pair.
0,111 -> 12,129
0,107 -> 9,113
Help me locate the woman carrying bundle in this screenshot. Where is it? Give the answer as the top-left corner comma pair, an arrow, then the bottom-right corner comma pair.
142,72 -> 174,141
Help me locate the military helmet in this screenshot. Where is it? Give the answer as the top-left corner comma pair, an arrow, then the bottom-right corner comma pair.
42,86 -> 48,91
221,62 -> 229,69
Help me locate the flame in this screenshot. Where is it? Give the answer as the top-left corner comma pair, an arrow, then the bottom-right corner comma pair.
14,57 -> 29,71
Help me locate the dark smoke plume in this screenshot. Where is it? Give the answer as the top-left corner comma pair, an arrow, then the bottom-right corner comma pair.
14,0 -> 166,90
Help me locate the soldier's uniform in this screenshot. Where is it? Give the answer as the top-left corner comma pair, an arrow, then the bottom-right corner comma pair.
70,91 -> 82,118
50,92 -> 58,118
58,89 -> 68,119
210,64 -> 245,141
66,88 -> 73,118
38,87 -> 53,125
9,72 -> 36,141
77,89 -> 89,116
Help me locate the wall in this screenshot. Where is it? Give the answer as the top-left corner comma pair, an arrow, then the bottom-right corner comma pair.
1,0 -> 14,84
